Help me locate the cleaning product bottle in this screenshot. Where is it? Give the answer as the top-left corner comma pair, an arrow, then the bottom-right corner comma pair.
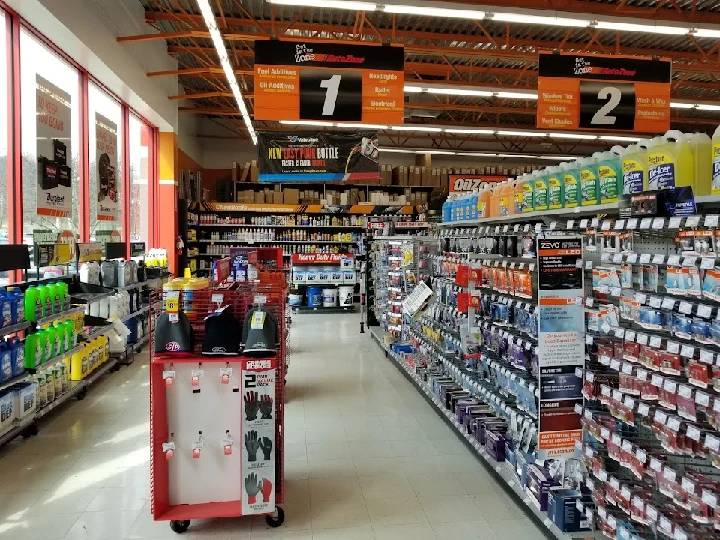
53,322 -> 66,354
0,290 -> 10,329
442,197 -> 451,222
560,162 -> 580,208
10,337 -> 24,377
688,132 -> 712,195
534,171 -> 549,211
547,167 -> 564,210
712,125 -> 720,194
513,177 -> 525,214
578,156 -> 600,206
596,150 -> 622,204
647,130 -> 694,191
24,332 -> 40,369
0,342 -> 11,382
25,285 -> 42,323
64,320 -> 76,350
57,280 -> 70,312
49,282 -> 62,315
619,142 -> 649,194
7,287 -> 23,324
46,324 -> 60,358
479,184 -> 491,218
497,182 -> 512,216
37,283 -> 52,317
70,343 -> 87,381
520,174 -> 535,213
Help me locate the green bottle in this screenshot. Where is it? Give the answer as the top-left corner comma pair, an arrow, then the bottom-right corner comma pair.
25,285 -> 42,322
57,281 -> 70,312
37,284 -> 52,317
48,324 -> 61,357
25,332 -> 41,369
62,320 -> 75,351
47,282 -> 61,314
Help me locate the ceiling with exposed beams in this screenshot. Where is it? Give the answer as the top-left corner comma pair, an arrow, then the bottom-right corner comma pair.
133,0 -> 720,153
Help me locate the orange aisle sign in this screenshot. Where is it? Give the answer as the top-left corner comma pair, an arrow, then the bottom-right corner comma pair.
254,40 -> 404,125
537,52 -> 671,134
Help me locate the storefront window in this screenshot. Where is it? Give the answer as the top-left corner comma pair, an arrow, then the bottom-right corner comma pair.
20,28 -> 80,254
129,114 -> 150,243
0,11 -> 9,284
89,82 -> 123,242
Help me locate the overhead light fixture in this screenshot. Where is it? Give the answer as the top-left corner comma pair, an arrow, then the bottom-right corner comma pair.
696,104 -> 720,111
427,87 -> 494,97
694,28 -> 720,39
537,155 -> 580,160
495,91 -> 539,100
456,152 -> 498,157
492,13 -> 589,28
403,85 -> 424,93
425,150 -> 457,155
196,0 -> 256,144
379,148 -> 416,153
391,126 -> 443,132
497,130 -> 549,137
548,133 -> 598,140
383,4 -> 485,19
497,154 -> 537,159
268,0 -> 376,10
445,128 -> 496,134
594,21 -> 687,35
279,120 -> 334,126
336,123 -> 388,129
599,135 -> 643,142
670,102 -> 696,109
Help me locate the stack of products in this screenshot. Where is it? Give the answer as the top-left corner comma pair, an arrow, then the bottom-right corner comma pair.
198,213 -> 367,227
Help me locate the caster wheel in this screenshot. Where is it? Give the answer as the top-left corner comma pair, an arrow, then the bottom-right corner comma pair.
265,507 -> 284,528
169,520 -> 190,533
76,388 -> 87,401
22,423 -> 39,437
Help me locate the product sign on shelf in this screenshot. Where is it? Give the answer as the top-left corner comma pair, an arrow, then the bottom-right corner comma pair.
36,74 -> 73,218
449,174 -> 508,193
291,253 -> 352,265
537,52 -> 671,133
95,113 -> 119,221
258,131 -> 380,182
536,236 -> 585,459
241,357 -> 276,515
254,40 -> 404,124
204,202 -> 422,215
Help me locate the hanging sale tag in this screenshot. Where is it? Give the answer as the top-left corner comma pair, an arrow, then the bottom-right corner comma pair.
166,291 -> 180,313
220,367 -> 232,384
251,311 -> 266,330
163,370 -> 175,387
162,442 -> 175,460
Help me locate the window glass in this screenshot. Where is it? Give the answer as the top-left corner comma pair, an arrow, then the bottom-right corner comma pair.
20,28 -> 80,264
129,114 -> 151,243
0,12 -> 8,284
89,82 -> 123,242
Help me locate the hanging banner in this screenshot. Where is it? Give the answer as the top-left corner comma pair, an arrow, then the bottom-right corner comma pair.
36,74 -> 72,218
254,40 -> 404,124
258,131 -> 379,182
536,236 -> 585,460
537,52 -> 671,133
449,174 -> 508,193
241,357 -> 276,515
95,229 -> 122,245
95,113 -> 119,221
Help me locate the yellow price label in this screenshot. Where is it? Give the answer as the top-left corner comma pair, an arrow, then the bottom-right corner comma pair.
165,291 -> 180,313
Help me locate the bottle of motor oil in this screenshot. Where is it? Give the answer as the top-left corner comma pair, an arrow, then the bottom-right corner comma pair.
647,130 -> 694,191
712,125 -> 720,195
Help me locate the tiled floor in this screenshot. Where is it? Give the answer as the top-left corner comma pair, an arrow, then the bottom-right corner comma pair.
0,312 -> 548,540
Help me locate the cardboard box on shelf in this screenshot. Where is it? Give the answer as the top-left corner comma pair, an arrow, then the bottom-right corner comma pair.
284,188 -> 299,204
381,164 -> 392,185
340,192 -> 349,205
440,167 -> 448,189
274,184 -> 281,192
249,160 -> 259,182
421,166 -> 429,186
236,190 -> 254,203
254,191 -> 264,204
273,192 -> 283,204
264,191 -> 273,204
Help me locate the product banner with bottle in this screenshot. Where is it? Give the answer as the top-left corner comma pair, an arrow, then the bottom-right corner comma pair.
95,113 -> 119,221
241,357 -> 276,515
257,131 -> 379,182
36,74 -> 73,218
536,236 -> 585,460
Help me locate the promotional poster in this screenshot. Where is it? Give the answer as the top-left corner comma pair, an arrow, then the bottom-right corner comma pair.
257,131 -> 380,182
36,74 -> 72,218
95,112 -> 119,221
536,236 -> 585,459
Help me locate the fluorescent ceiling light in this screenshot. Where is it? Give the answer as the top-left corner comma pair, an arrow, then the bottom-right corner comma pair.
196,0 -> 256,144
492,13 -> 589,28
403,85 -> 424,93
594,21 -> 687,35
427,87 -> 494,97
495,91 -> 539,100
456,152 -> 497,157
383,4 -> 485,19
537,155 -> 579,160
445,128 -> 496,134
497,154 -> 537,159
279,120 -> 334,126
599,135 -> 643,142
548,133 -> 598,140
379,148 -> 415,153
497,130 -> 548,137
336,123 -> 388,129
391,126 -> 443,132
425,150 -> 457,155
670,102 -> 696,109
694,28 -> 720,39
268,0 -> 376,10
696,104 -> 720,111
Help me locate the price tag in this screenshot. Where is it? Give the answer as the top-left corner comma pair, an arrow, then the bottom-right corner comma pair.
586,371 -> 595,382
612,253 -> 623,264
625,330 -> 636,341
678,384 -> 693,398
667,255 -> 681,266
591,218 -> 600,228
601,427 -> 611,440
626,253 -> 638,263
663,466 -> 677,482
661,298 -> 676,310
706,215 -> 719,228
566,219 -> 575,229
664,379 -> 677,393
696,391 -> 710,406
653,254 -> 665,264
601,253 -> 612,262
614,328 -> 625,338
697,305 -> 713,319
701,257 -> 716,270
667,416 -> 682,432
669,216 -> 683,228
700,349 -> 715,365
574,402 -> 583,414
163,370 -> 175,387
638,253 -> 651,264
579,219 -> 589,228
683,256 -> 698,268
586,297 -> 594,307
638,403 -> 650,417
622,363 -> 633,375
637,333 -> 649,345
613,219 -> 625,230
650,336 -> 662,348
601,221 -> 611,231
702,490 -> 718,509
680,344 -> 695,358
523,224 -> 530,233
611,359 -> 621,371
645,504 -> 658,522
650,457 -> 663,472
624,396 -> 635,409
535,223 -> 543,233
636,369 -> 648,381
627,218 -> 638,230
667,341 -> 680,353
220,367 -> 232,384
654,410 -> 668,425
686,215 -> 701,228
640,218 -> 652,229
609,477 -> 620,490
601,385 -> 612,397
706,434 -> 720,451
652,217 -> 664,229
165,290 -> 180,313
585,334 -> 594,345
687,424 -> 701,441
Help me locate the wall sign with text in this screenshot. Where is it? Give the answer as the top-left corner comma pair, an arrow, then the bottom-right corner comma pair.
449,174 -> 508,193
254,40 -> 404,125
537,53 -> 671,133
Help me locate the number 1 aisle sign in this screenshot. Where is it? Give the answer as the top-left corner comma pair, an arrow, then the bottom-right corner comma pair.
254,40 -> 404,124
537,53 -> 671,133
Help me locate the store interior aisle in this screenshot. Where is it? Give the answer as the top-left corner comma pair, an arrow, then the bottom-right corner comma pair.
0,312 -> 547,540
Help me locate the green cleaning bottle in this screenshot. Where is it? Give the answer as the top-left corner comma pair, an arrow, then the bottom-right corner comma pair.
25,332 -> 41,369
560,162 -> 581,208
37,284 -> 52,317
533,171 -> 549,211
547,166 -> 564,210
596,150 -> 622,204
25,285 -> 42,322
578,157 -> 600,206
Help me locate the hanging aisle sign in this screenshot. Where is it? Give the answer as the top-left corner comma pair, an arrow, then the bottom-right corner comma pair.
537,53 -> 671,133
95,113 -> 119,221
36,74 -> 72,218
258,131 -> 379,182
254,40 -> 404,124
536,236 -> 585,459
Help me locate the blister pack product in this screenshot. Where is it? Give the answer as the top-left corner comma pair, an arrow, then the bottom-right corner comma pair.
619,232 -> 635,254
672,313 -> 692,340
637,307 -> 666,330
601,232 -> 620,253
702,267 -> 720,301
620,265 -> 634,289
639,265 -> 659,292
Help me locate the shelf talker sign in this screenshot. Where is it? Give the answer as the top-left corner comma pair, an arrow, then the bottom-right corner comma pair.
536,236 -> 584,459
537,52 -> 671,133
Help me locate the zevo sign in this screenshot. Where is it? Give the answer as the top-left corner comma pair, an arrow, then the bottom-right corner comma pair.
449,175 -> 507,193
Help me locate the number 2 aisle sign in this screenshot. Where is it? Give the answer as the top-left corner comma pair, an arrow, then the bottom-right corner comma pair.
537,53 -> 671,133
254,40 -> 404,124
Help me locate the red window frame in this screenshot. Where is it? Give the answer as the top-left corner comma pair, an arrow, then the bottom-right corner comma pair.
1,0 -> 159,257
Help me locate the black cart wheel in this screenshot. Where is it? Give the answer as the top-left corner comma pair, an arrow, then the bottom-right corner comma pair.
76,387 -> 88,401
21,423 -> 39,437
265,507 -> 284,528
169,520 -> 190,533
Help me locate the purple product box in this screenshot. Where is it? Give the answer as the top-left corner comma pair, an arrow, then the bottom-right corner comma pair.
485,429 -> 506,462
478,419 -> 506,445
465,411 -> 494,436
447,390 -> 470,411
526,465 -> 560,512
455,399 -> 481,423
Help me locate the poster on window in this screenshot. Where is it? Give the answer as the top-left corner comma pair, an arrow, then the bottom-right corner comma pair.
95,113 -> 119,221
241,357 -> 276,515
36,75 -> 72,218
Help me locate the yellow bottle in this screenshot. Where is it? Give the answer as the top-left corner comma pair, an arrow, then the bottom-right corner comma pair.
478,184 -> 491,218
560,163 -> 580,208
70,344 -> 87,381
618,142 -> 649,194
688,132 -> 712,195
647,130 -> 694,191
